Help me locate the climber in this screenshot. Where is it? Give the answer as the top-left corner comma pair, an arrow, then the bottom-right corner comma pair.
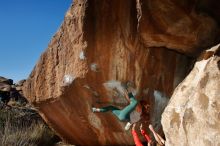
131,123 -> 152,146
92,88 -> 138,129
149,124 -> 165,146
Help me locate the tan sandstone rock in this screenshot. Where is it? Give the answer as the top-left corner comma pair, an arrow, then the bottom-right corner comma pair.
138,0 -> 219,54
162,44 -> 220,146
23,0 -> 220,145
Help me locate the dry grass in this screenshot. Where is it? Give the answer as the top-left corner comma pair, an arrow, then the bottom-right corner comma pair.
0,107 -> 59,146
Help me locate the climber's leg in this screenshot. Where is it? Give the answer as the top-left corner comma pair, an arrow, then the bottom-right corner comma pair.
118,93 -> 138,121
92,105 -> 123,118
92,93 -> 138,121
92,105 -> 119,112
99,105 -> 120,112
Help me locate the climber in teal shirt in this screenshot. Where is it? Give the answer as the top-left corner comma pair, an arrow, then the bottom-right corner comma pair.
92,88 -> 138,124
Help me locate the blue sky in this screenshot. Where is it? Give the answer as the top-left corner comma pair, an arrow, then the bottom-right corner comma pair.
0,0 -> 72,82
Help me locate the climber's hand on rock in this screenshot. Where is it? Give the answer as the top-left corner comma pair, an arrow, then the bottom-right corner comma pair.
140,123 -> 143,131
132,123 -> 136,131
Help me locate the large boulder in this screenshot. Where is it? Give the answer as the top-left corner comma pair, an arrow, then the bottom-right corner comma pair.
23,0 -> 220,145
162,44 -> 220,146
0,76 -> 27,105
0,76 -> 13,85
0,83 -> 11,92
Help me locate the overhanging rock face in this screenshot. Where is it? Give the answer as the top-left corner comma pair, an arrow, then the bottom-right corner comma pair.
23,0 -> 220,145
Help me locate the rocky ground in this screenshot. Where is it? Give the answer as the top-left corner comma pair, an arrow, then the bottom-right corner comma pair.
0,76 -> 74,146
0,76 -> 27,106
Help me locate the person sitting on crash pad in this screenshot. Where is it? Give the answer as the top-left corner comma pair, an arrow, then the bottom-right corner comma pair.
92,87 -> 138,129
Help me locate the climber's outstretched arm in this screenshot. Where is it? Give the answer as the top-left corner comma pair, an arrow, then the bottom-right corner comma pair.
140,124 -> 152,146
131,123 -> 143,146
149,124 -> 165,146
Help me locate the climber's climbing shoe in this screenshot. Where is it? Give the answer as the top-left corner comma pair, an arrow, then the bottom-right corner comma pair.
92,107 -> 100,112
